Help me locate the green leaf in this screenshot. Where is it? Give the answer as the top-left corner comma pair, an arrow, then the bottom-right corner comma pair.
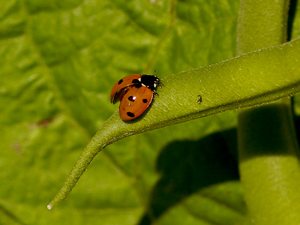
0,0 -> 241,224
153,182 -> 246,225
1,0 -> 300,225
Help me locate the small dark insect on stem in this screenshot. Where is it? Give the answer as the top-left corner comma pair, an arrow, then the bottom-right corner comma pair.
197,95 -> 202,104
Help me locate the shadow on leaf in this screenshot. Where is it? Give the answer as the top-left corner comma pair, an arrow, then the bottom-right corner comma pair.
138,128 -> 240,224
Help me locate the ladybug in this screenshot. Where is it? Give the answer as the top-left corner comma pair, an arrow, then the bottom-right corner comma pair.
110,74 -> 160,121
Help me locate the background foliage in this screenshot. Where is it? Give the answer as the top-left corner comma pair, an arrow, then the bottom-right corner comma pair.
1,0 -> 300,224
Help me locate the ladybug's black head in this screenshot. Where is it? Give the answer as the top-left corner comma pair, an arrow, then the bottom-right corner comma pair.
140,75 -> 160,91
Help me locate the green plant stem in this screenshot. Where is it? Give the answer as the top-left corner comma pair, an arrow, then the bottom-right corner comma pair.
237,0 -> 300,224
237,0 -> 289,54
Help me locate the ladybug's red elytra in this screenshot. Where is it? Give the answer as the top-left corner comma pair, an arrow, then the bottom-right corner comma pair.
110,74 -> 160,121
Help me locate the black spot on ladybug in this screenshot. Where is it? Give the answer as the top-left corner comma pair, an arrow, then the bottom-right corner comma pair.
127,112 -> 135,117
135,83 -> 142,88
128,96 -> 136,102
143,99 -> 148,103
132,79 -> 140,84
118,79 -> 123,85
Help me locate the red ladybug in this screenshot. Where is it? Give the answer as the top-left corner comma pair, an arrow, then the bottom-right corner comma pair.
110,74 -> 160,121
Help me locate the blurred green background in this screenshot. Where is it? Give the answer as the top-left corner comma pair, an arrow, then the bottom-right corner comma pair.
1,0 -> 300,224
